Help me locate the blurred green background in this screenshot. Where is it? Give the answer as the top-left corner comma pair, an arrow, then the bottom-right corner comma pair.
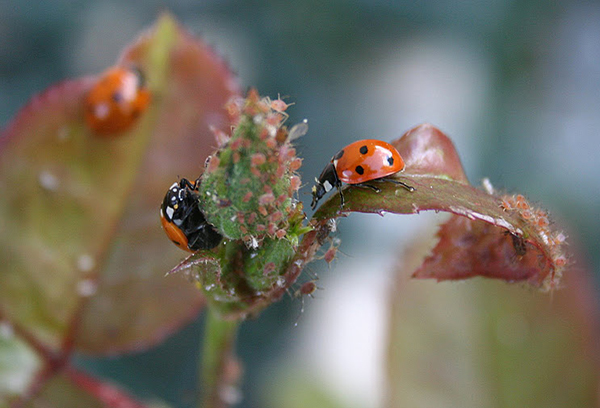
1,1 -> 599,407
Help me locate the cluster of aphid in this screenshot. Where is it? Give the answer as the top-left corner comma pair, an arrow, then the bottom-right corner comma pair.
500,193 -> 568,289
159,90 -> 307,255
199,89 -> 304,247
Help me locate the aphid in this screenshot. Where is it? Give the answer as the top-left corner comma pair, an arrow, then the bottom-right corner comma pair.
293,280 -> 319,326
323,237 -> 341,264
296,281 -> 318,298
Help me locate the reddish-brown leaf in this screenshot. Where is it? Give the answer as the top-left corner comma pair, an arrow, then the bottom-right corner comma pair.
0,14 -> 239,358
412,214 -> 550,285
313,124 -> 566,289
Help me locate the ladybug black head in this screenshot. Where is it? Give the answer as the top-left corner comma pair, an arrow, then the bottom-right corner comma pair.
161,178 -> 199,224
311,163 -> 340,210
127,64 -> 147,89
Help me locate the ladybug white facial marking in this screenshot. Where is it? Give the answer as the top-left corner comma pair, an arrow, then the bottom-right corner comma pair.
165,206 -> 175,220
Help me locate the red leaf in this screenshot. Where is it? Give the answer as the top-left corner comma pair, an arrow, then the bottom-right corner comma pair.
412,214 -> 551,285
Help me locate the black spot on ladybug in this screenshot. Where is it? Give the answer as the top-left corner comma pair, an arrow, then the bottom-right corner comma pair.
359,145 -> 368,155
387,156 -> 394,166
355,165 -> 364,175
111,92 -> 123,103
333,149 -> 345,160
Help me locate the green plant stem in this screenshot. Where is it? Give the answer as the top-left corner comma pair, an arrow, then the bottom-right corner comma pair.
200,308 -> 241,408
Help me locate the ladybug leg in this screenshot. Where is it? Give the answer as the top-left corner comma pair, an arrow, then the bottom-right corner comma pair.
354,183 -> 381,193
182,202 -> 197,220
381,177 -> 415,192
180,178 -> 197,190
165,252 -> 219,276
337,184 -> 345,208
340,183 -> 381,209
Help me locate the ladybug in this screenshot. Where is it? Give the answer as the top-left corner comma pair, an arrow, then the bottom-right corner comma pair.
85,66 -> 151,135
311,139 -> 414,210
160,178 -> 222,252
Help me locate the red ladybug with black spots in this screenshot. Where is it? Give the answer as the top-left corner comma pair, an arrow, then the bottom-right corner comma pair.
311,139 -> 414,209
160,178 -> 222,252
85,66 -> 151,135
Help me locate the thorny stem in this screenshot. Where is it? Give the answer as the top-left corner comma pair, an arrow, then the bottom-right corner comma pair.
200,308 -> 240,408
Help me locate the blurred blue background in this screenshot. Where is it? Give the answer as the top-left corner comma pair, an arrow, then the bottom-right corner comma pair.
2,1 -> 599,407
